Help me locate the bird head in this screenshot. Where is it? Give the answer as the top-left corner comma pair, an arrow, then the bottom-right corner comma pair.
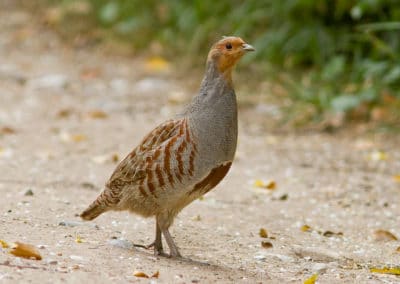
207,36 -> 255,80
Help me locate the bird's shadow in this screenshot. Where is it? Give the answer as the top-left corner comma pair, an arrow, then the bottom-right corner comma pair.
138,247 -> 218,268
109,239 -> 223,269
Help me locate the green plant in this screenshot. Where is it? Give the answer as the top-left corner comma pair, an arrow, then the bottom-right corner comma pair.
50,0 -> 400,125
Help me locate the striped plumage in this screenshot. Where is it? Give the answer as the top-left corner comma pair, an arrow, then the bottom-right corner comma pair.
80,36 -> 255,257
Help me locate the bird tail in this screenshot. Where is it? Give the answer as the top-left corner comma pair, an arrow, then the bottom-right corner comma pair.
80,190 -> 110,221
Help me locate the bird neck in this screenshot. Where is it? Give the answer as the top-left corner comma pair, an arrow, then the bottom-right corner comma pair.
200,60 -> 233,93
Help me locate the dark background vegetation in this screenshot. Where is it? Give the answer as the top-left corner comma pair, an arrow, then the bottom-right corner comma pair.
44,0 -> 400,129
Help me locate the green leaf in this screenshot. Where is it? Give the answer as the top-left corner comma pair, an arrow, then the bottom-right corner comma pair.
321,56 -> 346,81
99,2 -> 119,24
383,66 -> 400,84
331,95 -> 360,112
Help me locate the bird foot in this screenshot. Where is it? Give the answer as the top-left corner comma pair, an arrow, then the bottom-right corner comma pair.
133,241 -> 166,256
133,242 -> 154,250
168,252 -> 182,259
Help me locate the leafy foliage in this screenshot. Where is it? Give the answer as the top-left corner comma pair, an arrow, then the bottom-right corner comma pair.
51,0 -> 400,125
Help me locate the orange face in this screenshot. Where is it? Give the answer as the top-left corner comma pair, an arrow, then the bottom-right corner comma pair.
207,36 -> 255,74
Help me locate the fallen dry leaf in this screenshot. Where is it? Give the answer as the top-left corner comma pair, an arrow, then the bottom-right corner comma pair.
368,150 -> 388,161
261,241 -> 273,249
10,242 -> 42,260
396,246 -> 400,253
80,182 -> 96,190
75,235 -> 84,243
111,153 -> 119,163
56,109 -> 73,118
192,215 -> 201,221
370,267 -> 400,275
321,230 -> 343,237
133,271 -> 149,278
279,193 -> 288,200
80,67 -> 101,80
145,56 -> 170,72
301,225 -> 312,232
92,153 -> 119,164
253,179 -> 276,190
259,228 -> 268,238
393,175 -> 400,183
133,270 -> 159,278
0,239 -> 9,248
1,127 -> 16,135
71,134 -> 87,142
374,229 -> 398,241
88,110 -> 108,119
60,132 -> 87,143
303,273 -> 318,284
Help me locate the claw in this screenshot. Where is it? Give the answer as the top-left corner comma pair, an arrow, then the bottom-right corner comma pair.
133,242 -> 154,249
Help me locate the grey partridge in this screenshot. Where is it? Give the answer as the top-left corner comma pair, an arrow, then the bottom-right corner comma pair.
80,36 -> 255,257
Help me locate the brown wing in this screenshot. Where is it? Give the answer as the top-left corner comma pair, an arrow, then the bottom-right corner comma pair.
106,119 -> 182,192
187,162 -> 232,197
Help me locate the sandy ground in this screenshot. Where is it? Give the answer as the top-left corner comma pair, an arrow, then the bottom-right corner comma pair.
1,2 -> 400,284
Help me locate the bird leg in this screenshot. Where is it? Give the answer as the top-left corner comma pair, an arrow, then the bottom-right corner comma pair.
152,220 -> 164,256
134,219 -> 165,256
162,227 -> 181,258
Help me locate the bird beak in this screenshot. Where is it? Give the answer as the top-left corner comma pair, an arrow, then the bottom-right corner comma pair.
242,43 -> 255,52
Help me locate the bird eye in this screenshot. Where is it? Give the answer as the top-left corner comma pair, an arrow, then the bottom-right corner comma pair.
225,43 -> 232,50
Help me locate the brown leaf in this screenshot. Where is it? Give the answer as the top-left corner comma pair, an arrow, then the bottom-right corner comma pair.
111,153 -> 119,163
80,67 -> 101,80
71,134 -> 87,142
393,175 -> 400,183
151,271 -> 160,278
10,242 -> 42,260
374,230 -> 398,241
253,179 -> 277,190
1,127 -> 16,135
261,241 -> 273,249
192,215 -> 201,221
259,228 -> 268,238
57,109 -> 73,118
396,246 -> 400,253
301,225 -> 312,232
133,271 -> 149,278
266,181 -> 276,189
88,110 -> 108,119
322,231 -> 343,237
279,193 -> 288,200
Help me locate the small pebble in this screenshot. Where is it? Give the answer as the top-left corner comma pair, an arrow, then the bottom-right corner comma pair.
70,255 -> 84,261
24,189 -> 34,196
107,238 -> 134,249
47,260 -> 58,265
312,262 -> 328,274
58,221 -> 81,227
80,182 -> 96,190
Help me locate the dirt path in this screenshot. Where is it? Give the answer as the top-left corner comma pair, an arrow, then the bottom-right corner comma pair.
1,2 -> 400,283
